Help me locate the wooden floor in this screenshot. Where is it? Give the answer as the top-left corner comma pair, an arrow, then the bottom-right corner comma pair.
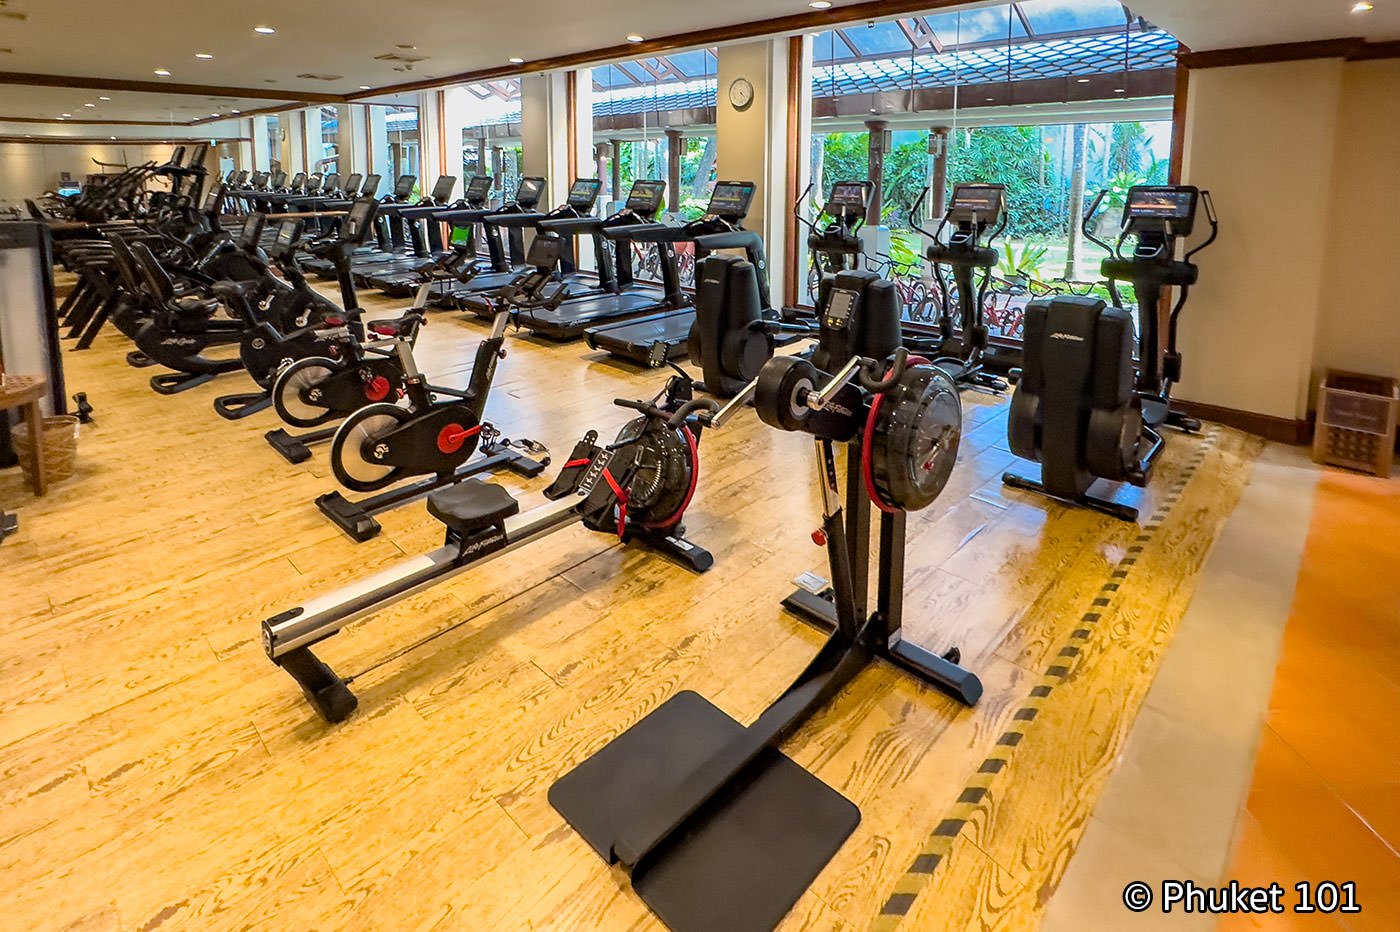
0,281 -> 1262,932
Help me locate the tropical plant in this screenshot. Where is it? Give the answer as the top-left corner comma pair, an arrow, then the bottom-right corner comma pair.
1000,241 -> 1049,279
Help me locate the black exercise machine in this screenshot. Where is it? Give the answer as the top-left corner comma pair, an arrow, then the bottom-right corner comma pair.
551,272 -> 978,932
1002,185 -> 1218,521
260,371 -> 717,723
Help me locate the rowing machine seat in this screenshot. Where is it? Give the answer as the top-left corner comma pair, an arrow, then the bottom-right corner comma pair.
426,479 -> 519,535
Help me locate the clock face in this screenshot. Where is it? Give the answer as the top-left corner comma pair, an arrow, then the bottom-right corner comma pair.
729,77 -> 755,111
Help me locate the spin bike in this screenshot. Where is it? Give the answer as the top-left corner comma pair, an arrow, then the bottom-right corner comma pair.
316,236 -> 557,542
260,371 -> 717,723
552,330 -> 978,932
909,183 -> 1010,392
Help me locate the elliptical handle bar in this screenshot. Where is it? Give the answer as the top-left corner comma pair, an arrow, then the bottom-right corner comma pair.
793,181 -> 819,237
907,187 -> 939,240
1185,189 -> 1219,262
1081,190 -> 1115,255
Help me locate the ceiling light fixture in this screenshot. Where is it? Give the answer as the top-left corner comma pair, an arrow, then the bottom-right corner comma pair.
1076,77 -> 1090,83
61,112 -> 72,117
99,95 -> 111,100
254,25 -> 276,34
195,52 -> 214,60
359,84 -> 372,90
84,102 -> 96,107
154,68 -> 171,76
1114,87 -> 1126,93
231,109 -> 241,114
810,0 -> 833,8
509,56 -> 525,64
626,33 -> 645,43
110,136 -> 117,140
1353,1 -> 1374,11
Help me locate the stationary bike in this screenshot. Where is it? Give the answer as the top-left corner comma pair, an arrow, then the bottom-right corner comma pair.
261,370 -> 717,722
1002,185 -> 1218,521
551,274 -> 978,932
909,183 -> 1010,391
317,234 -> 555,542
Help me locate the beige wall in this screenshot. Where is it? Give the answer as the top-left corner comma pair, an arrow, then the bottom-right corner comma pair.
1180,56 -> 1400,422
0,142 -> 225,207
1314,59 -> 1400,385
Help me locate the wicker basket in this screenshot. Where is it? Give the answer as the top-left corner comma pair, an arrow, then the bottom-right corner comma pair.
1314,371 -> 1398,477
13,415 -> 80,487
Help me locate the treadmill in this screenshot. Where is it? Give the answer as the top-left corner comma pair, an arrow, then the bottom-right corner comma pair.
365,176 -> 491,296
457,177 -> 605,316
300,173 -> 415,278
351,175 -> 457,285
430,176 -> 548,303
512,179 -> 688,341
584,180 -> 763,365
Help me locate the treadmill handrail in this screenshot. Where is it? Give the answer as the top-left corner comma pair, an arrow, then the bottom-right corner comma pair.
538,215 -> 603,235
433,207 -> 494,225
603,221 -> 686,243
483,210 -> 551,228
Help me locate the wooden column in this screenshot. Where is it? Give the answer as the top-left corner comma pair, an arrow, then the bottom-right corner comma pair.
929,126 -> 950,222
665,129 -> 683,212
865,119 -> 888,226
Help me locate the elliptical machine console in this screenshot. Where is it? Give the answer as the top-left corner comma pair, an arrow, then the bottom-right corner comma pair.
1002,184 -> 1218,522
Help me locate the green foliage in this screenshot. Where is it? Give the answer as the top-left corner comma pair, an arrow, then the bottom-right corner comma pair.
1000,241 -> 1049,278
887,232 -> 922,271
948,125 -> 1057,240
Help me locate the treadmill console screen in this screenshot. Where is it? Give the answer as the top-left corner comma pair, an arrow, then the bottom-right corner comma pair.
251,172 -> 269,188
57,182 -> 82,197
274,219 -> 302,248
393,175 -> 417,198
342,174 -> 363,197
464,175 -> 492,202
322,173 -> 341,193
824,287 -> 859,331
515,176 -> 546,207
625,180 -> 666,214
950,184 -> 1005,221
567,178 -> 603,209
269,170 -> 288,189
708,181 -> 756,219
344,198 -> 378,243
288,172 -> 306,190
826,181 -> 870,213
1126,186 -> 1198,232
237,212 -> 267,249
361,174 -> 381,197
234,171 -> 249,185
202,184 -> 224,212
431,176 -> 458,202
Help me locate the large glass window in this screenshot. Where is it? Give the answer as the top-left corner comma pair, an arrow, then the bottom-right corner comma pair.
801,1 -> 1178,340
366,104 -> 421,196
456,79 -> 523,203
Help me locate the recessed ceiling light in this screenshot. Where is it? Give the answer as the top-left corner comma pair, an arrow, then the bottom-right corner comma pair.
396,44 -> 417,50
231,109 -> 241,114
99,95 -> 111,100
110,136 -> 117,140
1076,77 -> 1090,83
195,52 -> 214,60
254,25 -> 276,34
61,112 -> 72,117
986,97 -> 995,101
810,0 -> 833,8
154,68 -> 171,76
211,112 -> 220,117
509,57 -> 525,64
1353,1 -> 1374,11
84,102 -> 96,107
626,33 -> 645,42
1114,87 -> 1126,93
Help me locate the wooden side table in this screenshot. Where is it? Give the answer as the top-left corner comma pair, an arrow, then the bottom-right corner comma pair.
1,375 -> 48,497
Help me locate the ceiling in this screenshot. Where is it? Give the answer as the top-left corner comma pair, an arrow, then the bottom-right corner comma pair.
0,0 -> 1396,126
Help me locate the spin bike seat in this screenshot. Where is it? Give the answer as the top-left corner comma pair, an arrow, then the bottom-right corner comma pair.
366,316 -> 419,338
427,480 -> 520,535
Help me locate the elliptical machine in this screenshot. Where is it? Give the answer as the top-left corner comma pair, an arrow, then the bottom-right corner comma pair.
551,274 -> 978,932
910,183 -> 1009,391
1001,185 -> 1218,521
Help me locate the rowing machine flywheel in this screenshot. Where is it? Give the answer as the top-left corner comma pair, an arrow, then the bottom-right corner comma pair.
626,420 -> 699,530
863,359 -> 961,512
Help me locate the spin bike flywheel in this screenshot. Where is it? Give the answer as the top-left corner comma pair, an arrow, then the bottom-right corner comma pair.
620,418 -> 699,530
862,358 -> 961,513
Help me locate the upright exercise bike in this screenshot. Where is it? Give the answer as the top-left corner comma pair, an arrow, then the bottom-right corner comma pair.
910,183 -> 1009,391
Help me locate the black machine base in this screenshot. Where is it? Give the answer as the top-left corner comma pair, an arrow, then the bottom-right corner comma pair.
1141,396 -> 1201,434
1001,467 -> 1141,522
633,529 -> 714,574
265,426 -> 336,464
548,690 -> 859,932
277,646 -> 358,723
212,390 -> 273,420
149,370 -> 219,395
125,350 -> 158,369
0,510 -> 17,542
316,446 -> 548,542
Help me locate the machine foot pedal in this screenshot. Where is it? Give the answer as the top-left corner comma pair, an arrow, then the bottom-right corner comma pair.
150,371 -> 218,395
213,390 -> 272,420
316,491 -> 381,542
549,690 -> 859,932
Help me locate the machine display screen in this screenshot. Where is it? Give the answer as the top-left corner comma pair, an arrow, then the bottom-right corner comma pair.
342,174 -> 363,197
274,219 -> 301,247
202,185 -> 224,211
361,175 -> 381,197
951,184 -> 1005,219
431,175 -> 458,202
516,176 -> 546,206
269,170 -> 287,189
626,180 -> 666,213
57,183 -> 82,197
824,287 -> 859,331
826,181 -> 870,212
465,175 -> 492,202
345,198 -> 376,239
234,171 -> 249,185
567,178 -> 603,209
251,172 -> 269,188
288,172 -> 306,190
393,175 -> 417,198
322,173 -> 341,193
237,213 -> 267,249
1127,187 -> 1196,221
708,181 -> 756,219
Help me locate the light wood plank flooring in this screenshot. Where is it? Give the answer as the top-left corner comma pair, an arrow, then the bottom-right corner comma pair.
0,281 -> 1262,931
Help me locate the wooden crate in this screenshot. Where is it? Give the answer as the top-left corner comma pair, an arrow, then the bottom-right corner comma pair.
1314,370 -> 1398,477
